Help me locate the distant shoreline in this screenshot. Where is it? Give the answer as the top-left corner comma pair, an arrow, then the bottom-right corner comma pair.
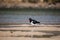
0,8 -> 60,11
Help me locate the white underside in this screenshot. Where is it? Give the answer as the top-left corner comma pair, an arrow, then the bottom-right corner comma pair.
31,21 -> 34,25
30,21 -> 39,25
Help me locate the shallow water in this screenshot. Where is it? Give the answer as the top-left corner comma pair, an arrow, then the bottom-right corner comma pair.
0,9 -> 60,24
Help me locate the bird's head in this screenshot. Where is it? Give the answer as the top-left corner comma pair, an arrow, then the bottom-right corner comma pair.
29,18 -> 33,22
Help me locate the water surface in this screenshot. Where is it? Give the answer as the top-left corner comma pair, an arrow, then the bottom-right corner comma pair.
0,9 -> 60,24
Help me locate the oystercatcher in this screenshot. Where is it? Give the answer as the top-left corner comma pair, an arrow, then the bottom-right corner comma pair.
29,18 -> 40,25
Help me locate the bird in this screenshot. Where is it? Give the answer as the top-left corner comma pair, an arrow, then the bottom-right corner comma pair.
29,18 -> 40,25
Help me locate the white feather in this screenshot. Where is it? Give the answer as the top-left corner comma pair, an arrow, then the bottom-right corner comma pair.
31,21 -> 34,25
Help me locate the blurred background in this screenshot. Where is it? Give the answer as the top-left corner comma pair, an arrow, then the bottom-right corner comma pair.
0,0 -> 60,24
0,0 -> 60,8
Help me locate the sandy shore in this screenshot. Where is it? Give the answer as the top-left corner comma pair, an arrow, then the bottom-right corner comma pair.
0,24 -> 60,40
